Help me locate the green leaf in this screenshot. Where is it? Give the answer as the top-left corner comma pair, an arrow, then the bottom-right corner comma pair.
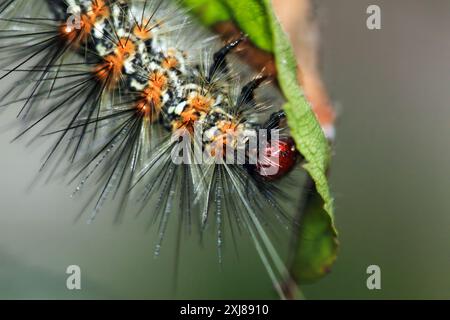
181,0 -> 231,26
181,0 -> 273,51
293,183 -> 339,282
252,1 -> 338,283
220,0 -> 273,51
180,0 -> 338,284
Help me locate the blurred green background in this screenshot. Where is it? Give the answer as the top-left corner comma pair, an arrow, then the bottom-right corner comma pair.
1,0 -> 450,299
304,0 -> 450,299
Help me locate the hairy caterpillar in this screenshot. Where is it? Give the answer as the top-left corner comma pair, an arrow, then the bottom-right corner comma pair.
0,0 -> 303,298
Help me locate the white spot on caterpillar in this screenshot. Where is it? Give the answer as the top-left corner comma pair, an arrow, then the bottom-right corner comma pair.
131,79 -> 146,91
95,43 -> 108,57
93,22 -> 105,39
175,101 -> 187,115
204,127 -> 219,141
214,94 -> 223,106
124,59 -> 136,74
162,93 -> 170,104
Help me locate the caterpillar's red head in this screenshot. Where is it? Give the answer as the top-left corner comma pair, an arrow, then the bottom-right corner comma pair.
254,137 -> 299,181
